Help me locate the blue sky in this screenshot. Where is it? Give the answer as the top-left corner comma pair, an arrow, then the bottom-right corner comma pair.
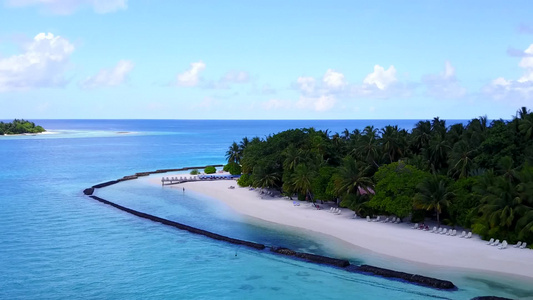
0,1 -> 532,119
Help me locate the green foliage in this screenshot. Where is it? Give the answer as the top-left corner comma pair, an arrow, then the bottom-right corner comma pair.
190,169 -> 200,175
311,166 -> 337,202
204,166 -> 216,174
0,119 -> 46,135
448,177 -> 478,227
414,175 -> 454,225
369,162 -> 429,218
237,173 -> 253,187
224,162 -> 242,175
229,106 -> 533,245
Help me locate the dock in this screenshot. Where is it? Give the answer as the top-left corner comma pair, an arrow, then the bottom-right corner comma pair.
161,174 -> 240,186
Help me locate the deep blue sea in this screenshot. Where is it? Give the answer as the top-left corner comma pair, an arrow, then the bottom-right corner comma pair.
1,120 -> 531,300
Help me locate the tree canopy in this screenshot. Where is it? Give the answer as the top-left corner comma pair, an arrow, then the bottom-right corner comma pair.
0,119 -> 46,135
225,107 -> 533,247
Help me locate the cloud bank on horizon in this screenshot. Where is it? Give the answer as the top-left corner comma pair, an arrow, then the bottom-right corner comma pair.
0,1 -> 532,119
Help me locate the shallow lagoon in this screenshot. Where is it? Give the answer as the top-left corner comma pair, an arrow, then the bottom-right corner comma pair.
1,120 -> 531,299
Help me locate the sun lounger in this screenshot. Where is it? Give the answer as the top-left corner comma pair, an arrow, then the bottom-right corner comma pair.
395,218 -> 400,223
459,231 -> 466,238
335,209 -> 341,215
487,238 -> 494,245
374,216 -> 381,222
292,201 -> 300,206
412,223 -> 418,229
382,217 -> 389,223
499,240 -> 508,249
366,216 -> 371,222
514,241 -> 522,248
520,243 -> 527,249
329,207 -> 334,213
466,232 -> 472,238
440,228 -> 448,235
492,239 -> 500,246
430,226 -> 436,233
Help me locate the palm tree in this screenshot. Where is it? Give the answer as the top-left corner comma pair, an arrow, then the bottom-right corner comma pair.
252,166 -> 280,189
239,137 -> 250,155
414,175 -> 454,226
333,156 -> 374,201
380,125 -> 406,164
411,120 -> 432,154
427,136 -> 450,173
353,126 -> 380,168
448,140 -> 475,179
517,108 -> 533,140
291,164 -> 316,201
477,166 -> 533,237
225,142 -> 241,164
282,145 -> 300,172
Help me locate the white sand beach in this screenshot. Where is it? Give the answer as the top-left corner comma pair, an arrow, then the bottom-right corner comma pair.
154,173 -> 533,279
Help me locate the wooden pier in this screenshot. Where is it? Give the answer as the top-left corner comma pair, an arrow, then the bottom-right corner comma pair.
161,174 -> 239,186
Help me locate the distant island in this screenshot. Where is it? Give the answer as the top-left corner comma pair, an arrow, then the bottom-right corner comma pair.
0,119 -> 46,135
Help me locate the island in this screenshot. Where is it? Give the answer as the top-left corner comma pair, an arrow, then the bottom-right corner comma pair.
0,119 -> 46,135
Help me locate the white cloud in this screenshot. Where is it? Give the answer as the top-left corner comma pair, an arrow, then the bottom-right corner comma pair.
220,70 -> 249,84
0,32 -> 74,92
363,65 -> 397,90
81,60 -> 134,89
294,95 -> 336,112
296,76 -> 316,95
422,61 -> 466,99
5,0 -> 127,14
176,61 -> 205,87
484,44 -> 533,101
323,69 -> 345,89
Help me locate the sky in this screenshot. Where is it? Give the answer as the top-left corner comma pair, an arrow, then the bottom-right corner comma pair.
0,0 -> 533,120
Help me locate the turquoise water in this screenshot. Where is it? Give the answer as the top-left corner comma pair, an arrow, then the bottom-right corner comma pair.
1,120 -> 531,299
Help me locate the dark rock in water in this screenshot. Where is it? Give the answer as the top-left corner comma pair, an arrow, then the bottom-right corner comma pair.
270,247 -> 350,268
87,195 -> 266,250
92,180 -> 119,188
118,175 -> 138,181
83,187 -> 94,195
471,297 -> 515,300
357,265 -> 455,290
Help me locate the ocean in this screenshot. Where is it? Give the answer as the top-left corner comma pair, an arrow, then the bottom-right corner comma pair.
0,119 -> 531,300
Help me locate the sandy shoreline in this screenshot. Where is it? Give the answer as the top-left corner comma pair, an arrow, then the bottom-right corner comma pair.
152,173 -> 533,280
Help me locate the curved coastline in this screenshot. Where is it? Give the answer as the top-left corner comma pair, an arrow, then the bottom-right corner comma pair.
151,172 -> 533,282
84,167 -> 458,291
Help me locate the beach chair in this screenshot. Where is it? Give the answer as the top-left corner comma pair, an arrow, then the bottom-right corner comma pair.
441,228 -> 448,235
520,243 -> 527,249
499,240 -> 508,250
459,231 -> 466,238
466,232 -> 472,238
395,218 -> 400,224
487,238 -> 494,245
329,207 -> 334,213
374,216 -> 381,222
382,217 -> 389,223
366,216 -> 371,222
335,209 -> 341,215
514,242 -> 522,248
412,223 -> 418,229
492,239 -> 500,246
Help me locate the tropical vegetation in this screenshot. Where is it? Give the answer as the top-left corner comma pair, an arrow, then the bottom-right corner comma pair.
225,107 -> 533,247
204,166 -> 217,174
0,119 -> 46,135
